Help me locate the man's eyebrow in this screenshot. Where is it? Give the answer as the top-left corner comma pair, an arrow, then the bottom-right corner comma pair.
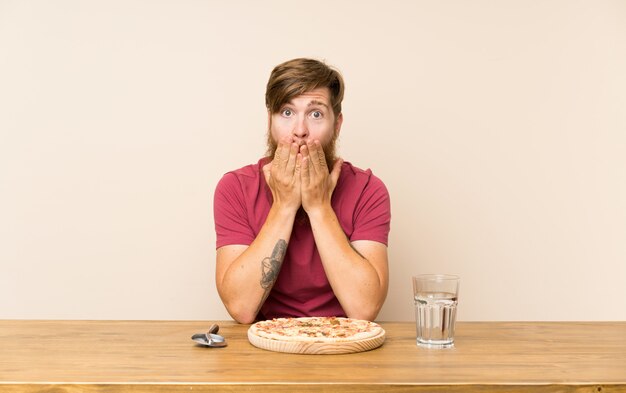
307,100 -> 329,109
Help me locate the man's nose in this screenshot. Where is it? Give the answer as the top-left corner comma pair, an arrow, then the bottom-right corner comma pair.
292,116 -> 308,139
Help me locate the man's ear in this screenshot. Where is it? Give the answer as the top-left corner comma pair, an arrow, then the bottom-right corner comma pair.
334,112 -> 343,137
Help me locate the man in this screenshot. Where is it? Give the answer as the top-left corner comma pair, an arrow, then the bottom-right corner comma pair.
214,58 -> 391,324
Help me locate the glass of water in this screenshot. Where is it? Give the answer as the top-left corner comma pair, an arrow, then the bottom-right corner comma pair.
413,274 -> 460,348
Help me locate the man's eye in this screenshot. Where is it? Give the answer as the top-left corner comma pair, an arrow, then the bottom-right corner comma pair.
282,109 -> 293,117
311,111 -> 323,119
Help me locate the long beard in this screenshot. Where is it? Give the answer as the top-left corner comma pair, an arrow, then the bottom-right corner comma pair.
265,132 -> 339,170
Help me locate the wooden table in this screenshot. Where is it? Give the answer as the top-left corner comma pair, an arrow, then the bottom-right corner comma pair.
1,320 -> 625,392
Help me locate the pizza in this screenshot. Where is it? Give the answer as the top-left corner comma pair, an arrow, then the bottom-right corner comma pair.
248,316 -> 384,343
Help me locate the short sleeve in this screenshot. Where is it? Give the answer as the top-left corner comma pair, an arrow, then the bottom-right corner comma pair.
213,172 -> 256,248
350,175 -> 391,246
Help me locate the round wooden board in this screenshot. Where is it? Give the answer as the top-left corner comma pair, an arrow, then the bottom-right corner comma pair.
247,328 -> 386,355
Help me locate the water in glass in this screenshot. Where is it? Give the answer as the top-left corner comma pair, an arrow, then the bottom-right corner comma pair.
414,291 -> 458,348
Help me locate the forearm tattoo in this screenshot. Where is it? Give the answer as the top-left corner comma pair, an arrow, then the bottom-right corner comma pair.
260,239 -> 286,289
254,239 -> 287,317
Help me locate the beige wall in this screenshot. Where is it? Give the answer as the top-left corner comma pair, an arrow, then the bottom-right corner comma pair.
1,0 -> 625,321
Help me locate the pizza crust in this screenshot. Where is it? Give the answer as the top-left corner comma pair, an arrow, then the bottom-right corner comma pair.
250,317 -> 382,343
248,317 -> 386,353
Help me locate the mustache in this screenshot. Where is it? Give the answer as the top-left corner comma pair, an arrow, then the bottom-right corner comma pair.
266,136 -> 338,169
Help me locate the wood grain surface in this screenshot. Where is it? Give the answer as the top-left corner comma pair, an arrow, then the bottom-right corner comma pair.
1,320 -> 625,392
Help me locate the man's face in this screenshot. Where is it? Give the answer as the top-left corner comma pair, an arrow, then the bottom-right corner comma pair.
267,87 -> 343,166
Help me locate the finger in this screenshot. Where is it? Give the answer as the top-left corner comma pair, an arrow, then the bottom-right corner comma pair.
315,141 -> 328,170
295,153 -> 304,186
308,140 -> 327,173
305,141 -> 319,175
300,155 -> 310,186
273,141 -> 286,170
299,143 -> 309,160
285,142 -> 299,175
299,144 -> 313,184
274,137 -> 293,170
